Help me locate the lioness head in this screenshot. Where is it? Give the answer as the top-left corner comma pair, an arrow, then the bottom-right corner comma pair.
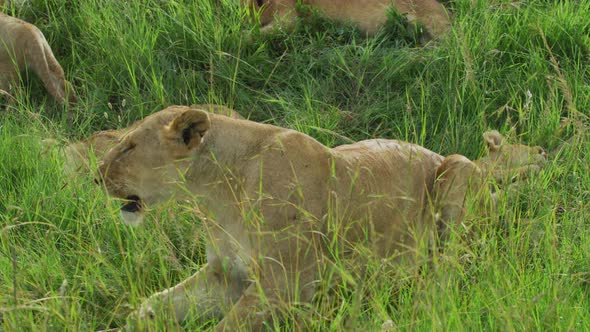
97,106 -> 211,226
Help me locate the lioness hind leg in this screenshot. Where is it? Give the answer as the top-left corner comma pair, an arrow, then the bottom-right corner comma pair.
433,154 -> 481,240
29,34 -> 75,106
0,75 -> 12,99
0,65 -> 19,100
214,252 -> 320,332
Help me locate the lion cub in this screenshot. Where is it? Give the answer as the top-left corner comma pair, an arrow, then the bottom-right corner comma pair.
243,0 -> 452,40
0,13 -> 76,105
476,130 -> 547,184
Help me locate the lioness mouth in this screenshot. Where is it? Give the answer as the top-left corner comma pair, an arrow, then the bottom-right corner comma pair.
121,195 -> 142,213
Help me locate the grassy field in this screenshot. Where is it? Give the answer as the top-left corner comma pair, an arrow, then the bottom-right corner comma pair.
1,0 -> 589,330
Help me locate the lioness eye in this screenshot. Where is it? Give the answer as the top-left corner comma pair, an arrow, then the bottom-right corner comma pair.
121,143 -> 136,154
256,0 -> 264,7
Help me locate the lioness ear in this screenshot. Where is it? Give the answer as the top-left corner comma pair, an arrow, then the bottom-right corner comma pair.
164,109 -> 211,151
483,130 -> 504,152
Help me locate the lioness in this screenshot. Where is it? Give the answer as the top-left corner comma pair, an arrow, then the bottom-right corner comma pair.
242,0 -> 452,40
0,13 -> 76,106
96,106 -> 545,330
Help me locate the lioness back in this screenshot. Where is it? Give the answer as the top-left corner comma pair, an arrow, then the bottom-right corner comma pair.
330,139 -> 445,257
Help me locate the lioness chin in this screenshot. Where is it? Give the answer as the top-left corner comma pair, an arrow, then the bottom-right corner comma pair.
96,106 -> 546,331
0,13 -> 76,106
242,0 -> 452,41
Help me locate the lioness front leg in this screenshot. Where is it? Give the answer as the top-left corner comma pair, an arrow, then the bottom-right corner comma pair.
213,283 -> 268,332
126,262 -> 246,330
29,40 -> 76,106
213,258 -> 317,332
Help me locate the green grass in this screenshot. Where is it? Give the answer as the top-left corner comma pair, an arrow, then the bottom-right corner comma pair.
1,0 -> 589,330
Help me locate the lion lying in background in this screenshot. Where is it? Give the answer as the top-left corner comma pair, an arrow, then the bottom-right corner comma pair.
93,105 -> 546,331
0,12 -> 76,106
242,0 -> 452,40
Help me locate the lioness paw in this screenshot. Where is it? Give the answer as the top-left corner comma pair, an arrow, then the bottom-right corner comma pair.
138,303 -> 156,321
123,300 -> 162,332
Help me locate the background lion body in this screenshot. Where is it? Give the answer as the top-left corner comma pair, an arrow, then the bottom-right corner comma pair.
246,0 -> 452,39
0,12 -> 76,105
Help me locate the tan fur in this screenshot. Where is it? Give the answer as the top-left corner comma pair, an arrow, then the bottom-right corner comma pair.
0,12 -> 76,105
243,0 -> 452,40
96,106 -> 545,331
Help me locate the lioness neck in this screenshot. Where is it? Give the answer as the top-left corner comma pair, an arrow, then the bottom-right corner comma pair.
200,114 -> 284,163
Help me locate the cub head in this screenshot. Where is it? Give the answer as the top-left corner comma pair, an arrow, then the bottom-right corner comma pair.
97,106 -> 211,226
481,130 -> 547,182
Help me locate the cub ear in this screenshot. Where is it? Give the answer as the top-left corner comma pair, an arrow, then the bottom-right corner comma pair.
483,130 -> 504,152
164,109 -> 211,152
